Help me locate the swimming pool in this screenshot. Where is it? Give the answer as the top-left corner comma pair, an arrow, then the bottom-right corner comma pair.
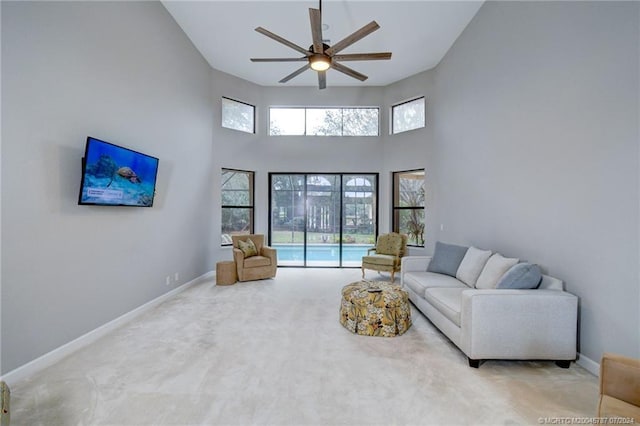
273,243 -> 373,267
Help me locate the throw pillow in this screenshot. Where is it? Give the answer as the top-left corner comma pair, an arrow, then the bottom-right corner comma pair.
427,241 -> 469,277
456,246 -> 492,287
496,263 -> 543,289
238,238 -> 258,258
475,253 -> 519,289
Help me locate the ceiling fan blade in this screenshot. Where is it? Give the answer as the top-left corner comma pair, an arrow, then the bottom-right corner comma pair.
279,64 -> 311,83
318,70 -> 327,90
325,21 -> 380,56
309,8 -> 323,54
251,57 -> 308,62
332,52 -> 392,61
255,27 -> 310,56
332,62 -> 368,82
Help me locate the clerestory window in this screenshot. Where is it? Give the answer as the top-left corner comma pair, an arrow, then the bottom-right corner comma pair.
269,107 -> 379,136
222,97 -> 255,134
391,97 -> 425,134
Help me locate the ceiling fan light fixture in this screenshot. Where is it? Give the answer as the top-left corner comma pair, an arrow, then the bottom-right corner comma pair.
309,54 -> 331,71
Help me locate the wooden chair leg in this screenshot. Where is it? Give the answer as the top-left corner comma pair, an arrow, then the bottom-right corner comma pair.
390,271 -> 395,282
361,267 -> 365,279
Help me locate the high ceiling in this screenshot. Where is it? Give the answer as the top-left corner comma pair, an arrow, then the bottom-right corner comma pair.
162,1 -> 484,88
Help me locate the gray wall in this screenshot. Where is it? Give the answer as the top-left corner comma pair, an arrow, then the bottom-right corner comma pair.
1,1 -> 214,373
430,1 -> 640,361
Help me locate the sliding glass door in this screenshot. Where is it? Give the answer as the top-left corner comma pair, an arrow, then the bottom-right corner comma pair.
270,173 -> 378,267
342,175 -> 376,266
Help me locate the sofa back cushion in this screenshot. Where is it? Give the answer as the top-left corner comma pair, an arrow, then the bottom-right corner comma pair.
495,263 -> 542,289
427,241 -> 469,277
456,246 -> 492,287
475,253 -> 519,289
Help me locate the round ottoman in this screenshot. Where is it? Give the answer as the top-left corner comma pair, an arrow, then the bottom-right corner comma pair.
339,280 -> 412,337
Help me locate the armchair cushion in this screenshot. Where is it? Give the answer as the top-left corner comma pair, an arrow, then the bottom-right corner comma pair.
238,239 -> 258,258
362,254 -> 396,267
244,256 -> 272,268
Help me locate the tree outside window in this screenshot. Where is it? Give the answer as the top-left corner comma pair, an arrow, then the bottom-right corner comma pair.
392,97 -> 425,134
393,169 -> 425,246
222,97 -> 255,134
221,169 -> 254,245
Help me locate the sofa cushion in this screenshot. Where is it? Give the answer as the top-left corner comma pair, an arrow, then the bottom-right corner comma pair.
404,271 -> 467,296
456,246 -> 492,287
238,238 -> 258,258
427,241 -> 469,277
423,287 -> 467,327
363,254 -> 396,266
475,253 -> 519,289
496,263 -> 542,289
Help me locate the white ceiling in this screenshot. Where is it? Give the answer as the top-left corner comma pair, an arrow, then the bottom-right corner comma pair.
162,1 -> 483,88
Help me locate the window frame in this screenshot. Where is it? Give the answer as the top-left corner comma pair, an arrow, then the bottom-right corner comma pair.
221,96 -> 256,134
392,169 -> 425,247
268,106 -> 379,137
391,96 -> 426,135
221,168 -> 255,246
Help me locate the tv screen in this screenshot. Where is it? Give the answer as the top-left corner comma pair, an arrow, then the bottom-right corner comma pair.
78,137 -> 159,207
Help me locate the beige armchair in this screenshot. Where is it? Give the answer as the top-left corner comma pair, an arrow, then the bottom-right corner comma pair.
361,232 -> 408,282
232,234 -> 277,282
598,352 -> 640,423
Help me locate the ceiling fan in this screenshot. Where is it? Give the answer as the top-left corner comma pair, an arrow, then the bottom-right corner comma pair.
250,0 -> 392,90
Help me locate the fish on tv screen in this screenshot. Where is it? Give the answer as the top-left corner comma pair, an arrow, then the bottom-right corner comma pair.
78,137 -> 159,207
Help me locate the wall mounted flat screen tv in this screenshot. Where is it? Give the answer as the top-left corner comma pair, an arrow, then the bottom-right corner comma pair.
78,137 -> 159,207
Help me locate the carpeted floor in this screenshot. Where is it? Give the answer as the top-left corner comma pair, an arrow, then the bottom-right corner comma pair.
10,268 -> 598,425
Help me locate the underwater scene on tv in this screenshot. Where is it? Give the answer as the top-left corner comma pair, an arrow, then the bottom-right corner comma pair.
79,137 -> 159,207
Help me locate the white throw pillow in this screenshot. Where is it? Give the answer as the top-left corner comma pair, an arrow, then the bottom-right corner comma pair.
475,253 -> 519,289
455,246 -> 492,287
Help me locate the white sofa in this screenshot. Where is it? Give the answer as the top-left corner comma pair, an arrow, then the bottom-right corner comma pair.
401,255 -> 578,368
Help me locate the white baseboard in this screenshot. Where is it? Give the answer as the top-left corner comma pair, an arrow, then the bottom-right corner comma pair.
1,271 -> 215,386
576,352 -> 600,376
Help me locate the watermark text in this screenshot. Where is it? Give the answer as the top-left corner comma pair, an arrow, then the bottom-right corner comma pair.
538,417 -> 635,425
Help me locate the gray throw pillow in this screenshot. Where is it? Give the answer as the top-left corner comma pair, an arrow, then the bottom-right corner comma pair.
427,241 -> 469,277
495,263 -> 543,289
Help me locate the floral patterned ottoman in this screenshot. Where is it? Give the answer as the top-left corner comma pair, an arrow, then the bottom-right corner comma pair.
339,280 -> 412,337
